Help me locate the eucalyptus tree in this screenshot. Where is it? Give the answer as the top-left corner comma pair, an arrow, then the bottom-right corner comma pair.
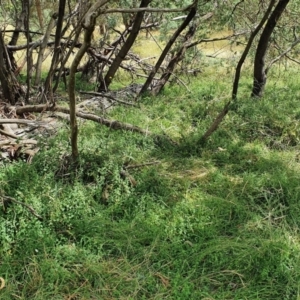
98,0 -> 152,92
251,0 -> 291,97
201,0 -> 295,141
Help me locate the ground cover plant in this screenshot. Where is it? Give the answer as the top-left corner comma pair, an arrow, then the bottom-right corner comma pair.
2,1 -> 300,298
1,68 -> 300,299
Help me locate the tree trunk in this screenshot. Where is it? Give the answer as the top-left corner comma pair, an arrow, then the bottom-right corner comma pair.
152,23 -> 196,95
68,0 -> 110,160
43,0 -> 66,103
251,0 -> 290,97
0,32 -> 24,104
200,0 -> 277,143
24,0 -> 31,103
34,13 -> 57,86
138,5 -> 197,96
8,0 -> 29,73
98,0 -> 151,92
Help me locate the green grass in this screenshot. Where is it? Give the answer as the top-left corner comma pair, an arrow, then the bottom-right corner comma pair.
1,70 -> 300,299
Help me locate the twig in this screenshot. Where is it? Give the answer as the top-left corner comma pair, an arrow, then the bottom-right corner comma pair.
0,119 -> 46,126
11,105 -> 176,144
1,195 -> 43,221
13,104 -> 152,135
0,129 -> 19,139
78,91 -> 138,106
119,169 -> 137,186
285,54 -> 300,65
125,161 -> 161,169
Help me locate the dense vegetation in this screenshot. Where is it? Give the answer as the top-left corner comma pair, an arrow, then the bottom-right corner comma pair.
1,0 -> 300,299
1,67 -> 300,299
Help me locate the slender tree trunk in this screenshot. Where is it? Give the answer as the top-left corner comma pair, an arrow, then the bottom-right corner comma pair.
53,4 -> 85,92
8,0 -> 28,73
200,0 -> 277,143
0,32 -> 24,104
69,0 -> 110,160
138,5 -> 197,96
0,33 -> 15,104
44,0 -> 66,103
98,0 -> 151,92
251,0 -> 290,97
35,0 -> 43,28
152,23 -> 196,95
25,0 -> 31,103
34,13 -> 57,86
9,0 -> 27,47
53,23 -> 82,92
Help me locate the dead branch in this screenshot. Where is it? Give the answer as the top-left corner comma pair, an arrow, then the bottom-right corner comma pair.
187,29 -> 250,49
13,104 -> 152,135
285,54 -> 300,65
265,37 -> 300,74
78,91 -> 138,106
124,161 -> 161,169
119,169 -> 137,186
0,119 -> 46,125
0,128 -> 19,139
100,2 -> 197,14
0,139 -> 37,147
1,195 -> 43,221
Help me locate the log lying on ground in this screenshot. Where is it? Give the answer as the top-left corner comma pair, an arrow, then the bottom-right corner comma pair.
13,104 -> 152,135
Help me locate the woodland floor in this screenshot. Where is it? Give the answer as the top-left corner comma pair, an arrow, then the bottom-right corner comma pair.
1,65 -> 300,299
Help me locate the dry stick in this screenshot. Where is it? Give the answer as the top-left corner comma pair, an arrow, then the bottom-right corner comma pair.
200,0 -> 276,143
13,105 -> 152,135
0,119 -> 46,126
265,37 -> 300,75
187,29 -> 250,49
0,139 -> 38,146
0,129 -> 19,139
125,161 -> 161,169
285,54 -> 300,65
53,14 -> 85,93
68,0 -> 111,159
2,196 -> 43,221
101,2 -> 197,14
78,91 -> 138,107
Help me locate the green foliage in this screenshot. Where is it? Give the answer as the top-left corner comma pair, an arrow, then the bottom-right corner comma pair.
2,70 -> 300,299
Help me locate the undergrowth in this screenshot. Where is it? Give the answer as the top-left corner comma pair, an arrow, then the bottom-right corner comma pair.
1,70 -> 300,299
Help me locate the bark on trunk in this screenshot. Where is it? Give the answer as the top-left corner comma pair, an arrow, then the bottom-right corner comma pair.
68,0 -> 111,160
200,0 -> 277,143
0,32 -> 24,105
251,0 -> 290,97
152,23 -> 196,95
98,0 -> 151,92
34,13 -> 57,86
44,0 -> 66,103
138,5 -> 196,96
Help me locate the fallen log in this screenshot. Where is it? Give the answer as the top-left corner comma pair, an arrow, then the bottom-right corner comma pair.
13,104 -> 152,135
